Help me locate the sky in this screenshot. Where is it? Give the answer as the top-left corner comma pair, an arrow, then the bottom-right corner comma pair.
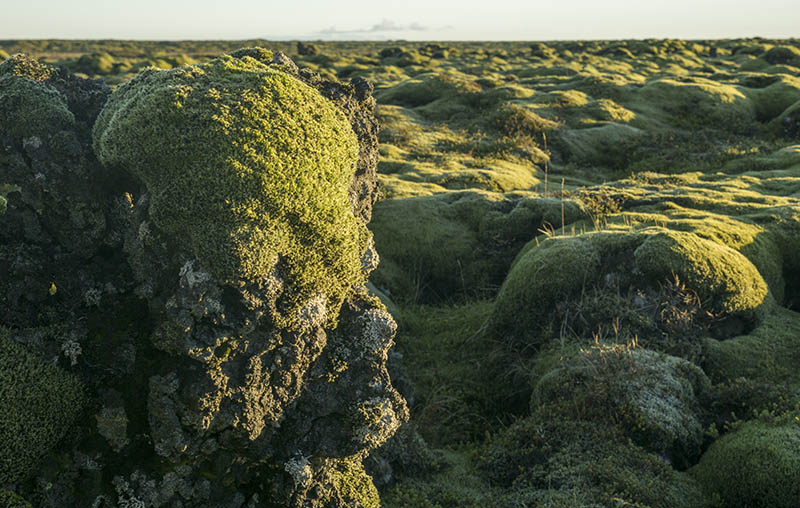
1,0 -> 798,41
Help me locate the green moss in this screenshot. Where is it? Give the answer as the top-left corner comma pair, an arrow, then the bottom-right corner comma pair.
703,306 -> 800,390
0,74 -> 74,140
328,458 -> 380,508
93,52 -> 364,327
0,490 -> 32,508
376,74 -> 465,108
692,417 -> 800,507
382,449 -> 494,508
747,76 -> 800,121
73,52 -> 115,75
480,417 -> 703,508
532,343 -> 712,467
556,123 -> 644,169
763,45 -> 800,66
491,235 -> 601,348
634,229 -> 770,321
0,327 -> 85,484
635,77 -> 756,131
0,54 -> 54,82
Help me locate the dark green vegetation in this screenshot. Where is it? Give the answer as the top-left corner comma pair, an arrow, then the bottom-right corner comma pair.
3,37 -> 800,507
0,327 -> 84,485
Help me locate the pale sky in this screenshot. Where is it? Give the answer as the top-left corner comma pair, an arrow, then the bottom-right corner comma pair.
1,0 -> 798,40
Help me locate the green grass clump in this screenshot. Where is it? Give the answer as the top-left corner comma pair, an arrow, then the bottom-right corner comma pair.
0,328 -> 85,484
93,52 -> 365,327
692,416 -> 800,507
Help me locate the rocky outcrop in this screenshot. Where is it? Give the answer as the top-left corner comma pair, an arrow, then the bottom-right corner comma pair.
0,51 -> 405,507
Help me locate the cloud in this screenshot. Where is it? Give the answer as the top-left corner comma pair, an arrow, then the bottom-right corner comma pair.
316,19 -> 451,35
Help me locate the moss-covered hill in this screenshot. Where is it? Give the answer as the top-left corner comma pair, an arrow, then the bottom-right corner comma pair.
3,38 -> 800,507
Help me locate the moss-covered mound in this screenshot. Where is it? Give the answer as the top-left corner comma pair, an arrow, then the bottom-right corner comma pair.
0,69 -> 74,140
692,417 -> 800,508
491,227 -> 771,351
93,53 -> 365,324
0,328 -> 84,484
480,417 -> 703,508
532,344 -> 712,468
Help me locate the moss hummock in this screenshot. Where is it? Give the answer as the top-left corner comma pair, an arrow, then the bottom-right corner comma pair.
93,53 -> 365,326
0,328 -> 85,484
692,417 -> 800,507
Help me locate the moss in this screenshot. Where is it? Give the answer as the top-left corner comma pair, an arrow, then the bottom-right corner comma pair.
0,327 -> 85,484
0,490 -> 32,508
327,458 -> 380,508
692,417 -> 800,507
93,53 -> 364,327
747,76 -> 800,121
376,74 -> 464,108
532,343 -> 712,467
0,74 -> 74,140
370,191 -> 554,303
634,229 -> 771,322
0,54 -> 54,82
635,77 -> 756,132
703,306 -> 800,390
480,416 -> 703,508
491,235 -> 601,348
73,52 -> 115,75
762,45 -> 800,66
556,123 -> 644,169
382,449 -> 494,508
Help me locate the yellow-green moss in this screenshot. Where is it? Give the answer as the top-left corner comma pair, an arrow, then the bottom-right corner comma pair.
692,417 -> 800,508
0,328 -> 85,484
93,52 -> 364,326
327,458 -> 380,508
634,229 -> 771,321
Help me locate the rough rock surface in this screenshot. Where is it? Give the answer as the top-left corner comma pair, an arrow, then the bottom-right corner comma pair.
0,51 -> 406,507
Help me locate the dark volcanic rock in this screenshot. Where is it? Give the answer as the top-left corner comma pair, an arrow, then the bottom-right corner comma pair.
0,51 -> 405,508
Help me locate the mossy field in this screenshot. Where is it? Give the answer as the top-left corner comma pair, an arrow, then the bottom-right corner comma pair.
4,38 -> 800,507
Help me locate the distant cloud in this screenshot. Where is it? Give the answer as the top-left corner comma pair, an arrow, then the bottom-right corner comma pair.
316,19 -> 452,36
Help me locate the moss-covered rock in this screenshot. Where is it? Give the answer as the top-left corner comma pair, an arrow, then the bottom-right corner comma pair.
0,328 -> 85,484
634,229 -> 770,323
480,417 -> 703,508
491,235 -> 601,347
0,72 -> 74,140
93,53 -> 365,325
692,417 -> 800,507
492,226 -> 771,351
532,344 -> 712,467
